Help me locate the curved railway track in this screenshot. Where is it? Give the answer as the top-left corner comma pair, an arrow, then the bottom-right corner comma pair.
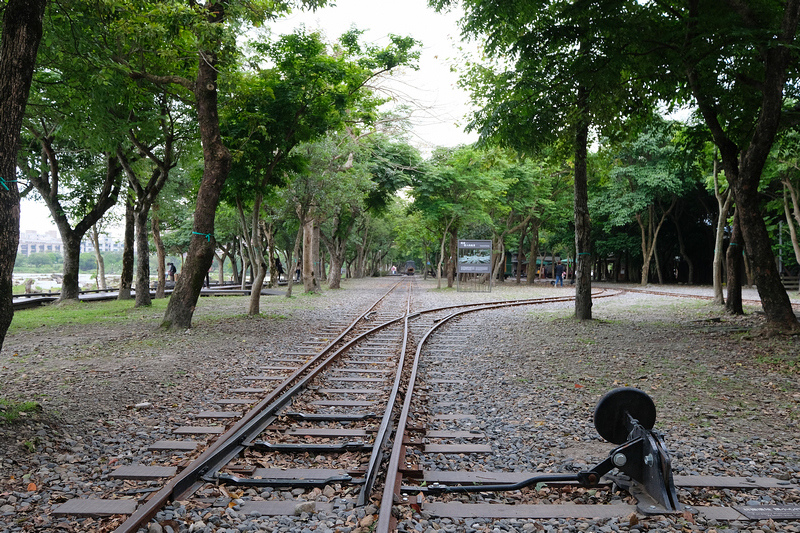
51,278 -> 622,532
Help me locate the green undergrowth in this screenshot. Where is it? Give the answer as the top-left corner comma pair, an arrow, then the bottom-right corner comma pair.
0,399 -> 42,424
9,298 -> 171,333
9,294 -> 305,334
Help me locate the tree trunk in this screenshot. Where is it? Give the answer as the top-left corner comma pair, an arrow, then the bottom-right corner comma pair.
249,261 -> 267,315
516,227 -> 526,283
118,194 -> 135,300
729,168 -> 796,328
527,223 -> 539,286
59,231 -> 82,300
219,242 -> 239,285
246,195 -> 267,315
783,181 -> 800,270
435,222 -> 450,290
29,139 -> 121,301
90,225 -> 107,290
671,211 -> 693,284
447,228 -> 457,288
638,200 -> 676,286
326,243 -> 344,289
152,207 -> 166,298
638,209 -> 652,285
654,239 -> 664,284
302,216 -> 319,293
216,253 -> 225,284
285,225 -> 303,298
313,219 -> 323,282
162,10 -> 232,329
0,0 -> 46,350
726,209 -> 744,315
713,165 -> 733,304
239,238 -> 251,289
574,86 -> 593,320
268,225 -> 278,290
134,208 -> 151,307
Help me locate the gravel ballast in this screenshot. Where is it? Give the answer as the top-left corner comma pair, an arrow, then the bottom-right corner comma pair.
0,278 -> 798,532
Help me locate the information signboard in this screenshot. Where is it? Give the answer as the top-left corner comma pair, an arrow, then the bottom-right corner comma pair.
457,240 -> 492,274
457,239 -> 493,292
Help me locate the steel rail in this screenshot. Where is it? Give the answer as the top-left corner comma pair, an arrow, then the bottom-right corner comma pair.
375,289 -> 620,533
618,286 -> 800,311
357,282 -> 413,505
201,293 -> 415,492
112,278 -> 407,533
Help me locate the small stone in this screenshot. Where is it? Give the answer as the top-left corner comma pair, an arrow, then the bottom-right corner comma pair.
294,501 -> 315,515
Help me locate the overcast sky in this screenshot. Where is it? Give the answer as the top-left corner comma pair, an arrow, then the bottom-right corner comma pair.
269,0 -> 479,150
21,0 -> 478,233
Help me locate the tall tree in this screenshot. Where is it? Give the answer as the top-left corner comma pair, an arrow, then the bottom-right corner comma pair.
435,0 -> 664,319
411,146 -> 505,288
117,92 -> 185,307
0,0 -> 46,349
594,117 -> 698,285
222,29 -> 418,310
110,0 -> 327,329
22,0 -> 144,301
646,0 -> 800,332
22,140 -> 122,301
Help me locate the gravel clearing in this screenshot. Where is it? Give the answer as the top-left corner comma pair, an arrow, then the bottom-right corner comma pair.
0,278 -> 798,532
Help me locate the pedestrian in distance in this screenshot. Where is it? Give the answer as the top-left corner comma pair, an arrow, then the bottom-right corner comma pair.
554,259 -> 566,287
275,256 -> 284,282
167,262 -> 177,282
294,261 -> 301,282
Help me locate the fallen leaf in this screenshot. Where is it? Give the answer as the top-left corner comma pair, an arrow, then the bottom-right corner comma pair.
27,482 -> 36,492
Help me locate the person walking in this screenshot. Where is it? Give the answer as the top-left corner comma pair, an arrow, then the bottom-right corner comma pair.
167,262 -> 176,282
554,260 -> 566,287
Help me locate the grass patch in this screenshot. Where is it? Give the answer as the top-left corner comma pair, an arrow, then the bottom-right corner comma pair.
9,298 -> 171,333
0,399 -> 42,424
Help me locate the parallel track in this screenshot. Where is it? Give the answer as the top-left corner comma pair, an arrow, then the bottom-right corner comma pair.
53,281 -> 617,531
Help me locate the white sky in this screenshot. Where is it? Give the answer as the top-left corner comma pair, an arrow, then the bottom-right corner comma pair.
21,0 -> 478,233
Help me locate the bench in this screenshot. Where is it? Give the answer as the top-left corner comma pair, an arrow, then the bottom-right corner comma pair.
781,275 -> 800,291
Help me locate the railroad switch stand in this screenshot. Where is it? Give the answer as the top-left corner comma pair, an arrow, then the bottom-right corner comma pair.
418,387 -> 682,515
588,387 -> 681,514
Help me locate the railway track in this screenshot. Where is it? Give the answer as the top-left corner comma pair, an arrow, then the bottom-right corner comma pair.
49,279 -> 621,531
617,285 -> 800,311
46,282 -> 799,531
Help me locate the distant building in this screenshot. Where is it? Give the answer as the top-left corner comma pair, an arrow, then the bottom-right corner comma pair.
18,230 -> 62,256
80,233 -> 124,253
17,229 -> 123,256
